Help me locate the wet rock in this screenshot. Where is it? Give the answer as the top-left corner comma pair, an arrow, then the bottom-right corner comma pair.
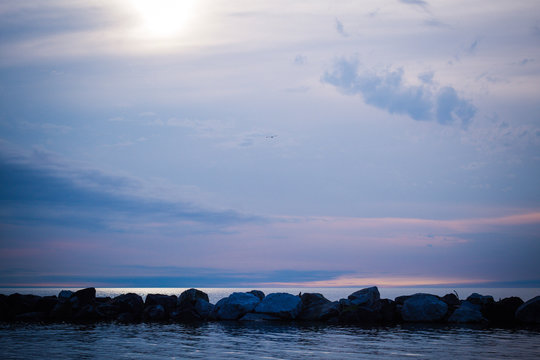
348,287 -> 380,307
239,313 -> 281,321
375,299 -> 397,323
515,296 -> 540,324
395,295 -> 412,305
145,294 -> 177,315
401,294 -> 448,322
50,301 -> 73,321
112,293 -> 144,317
15,312 -> 48,322
58,290 -> 73,300
212,292 -> 260,320
116,312 -> 136,323
73,304 -> 99,322
298,293 -> 339,321
255,293 -> 302,320
339,305 -> 378,323
143,304 -> 166,321
174,289 -> 212,321
448,301 -> 486,323
96,303 -> 121,320
248,290 -> 265,301
7,294 -> 41,316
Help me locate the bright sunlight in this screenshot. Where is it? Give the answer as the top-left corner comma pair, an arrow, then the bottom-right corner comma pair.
131,0 -> 196,38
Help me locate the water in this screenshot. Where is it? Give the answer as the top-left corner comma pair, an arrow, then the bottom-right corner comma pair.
1,288 -> 539,359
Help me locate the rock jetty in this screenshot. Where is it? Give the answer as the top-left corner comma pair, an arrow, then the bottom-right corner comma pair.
1,287 -> 538,326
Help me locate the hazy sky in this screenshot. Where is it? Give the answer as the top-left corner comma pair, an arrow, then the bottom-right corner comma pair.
1,0 -> 539,287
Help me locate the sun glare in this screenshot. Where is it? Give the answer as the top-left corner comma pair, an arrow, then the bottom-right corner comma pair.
131,0 -> 195,38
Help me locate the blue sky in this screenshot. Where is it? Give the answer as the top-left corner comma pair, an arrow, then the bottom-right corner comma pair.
1,0 -> 539,287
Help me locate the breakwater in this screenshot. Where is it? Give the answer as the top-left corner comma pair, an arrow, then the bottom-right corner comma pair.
1,287 -> 539,325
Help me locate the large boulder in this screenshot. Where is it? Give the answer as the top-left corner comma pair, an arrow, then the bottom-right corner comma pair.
401,294 -> 448,322
239,313 -> 281,321
348,287 -> 380,307
448,301 -> 486,323
212,292 -> 260,320
466,293 -> 494,307
7,294 -> 41,317
248,290 -> 265,301
441,293 -> 460,307
143,304 -> 167,322
486,297 -> 524,324
255,293 -> 302,320
515,296 -> 540,324
71,288 -> 96,306
112,293 -> 144,316
298,293 -> 339,321
145,294 -> 177,315
173,289 -> 213,321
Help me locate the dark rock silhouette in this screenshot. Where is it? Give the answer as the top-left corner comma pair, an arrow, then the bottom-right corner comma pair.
1,286 -> 538,327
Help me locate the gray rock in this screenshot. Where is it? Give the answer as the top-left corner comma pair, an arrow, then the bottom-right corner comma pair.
348,287 -> 380,307
441,293 -> 460,307
72,288 -> 96,306
448,301 -> 486,323
145,294 -> 177,314
255,293 -> 302,320
515,296 -> 540,324
178,289 -> 209,308
212,292 -> 261,320
401,293 -> 448,322
58,290 -> 73,301
194,298 -> 214,319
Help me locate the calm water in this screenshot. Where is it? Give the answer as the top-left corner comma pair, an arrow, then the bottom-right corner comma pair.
1,288 -> 539,359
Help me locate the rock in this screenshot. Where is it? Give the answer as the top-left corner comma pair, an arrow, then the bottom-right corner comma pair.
441,293 -> 460,307
401,293 -> 448,322
50,301 -> 73,320
96,303 -> 121,320
448,301 -> 486,323
116,312 -> 136,323
112,293 -> 144,316
73,304 -> 99,322
339,305 -> 378,323
239,313 -> 281,321
145,294 -> 177,314
515,296 -> 540,324
395,295 -> 412,305
143,304 -> 167,321
375,299 -> 397,323
487,297 -> 524,324
255,293 -> 302,320
298,293 -> 339,321
174,289 -> 212,321
0,295 -> 8,320
177,289 -> 209,308
248,290 -> 265,300
7,294 -> 41,316
72,288 -> 96,306
58,290 -> 73,301
348,287 -> 380,307
466,293 -> 494,306
338,298 -> 352,308
15,312 -> 48,322
212,292 -> 261,320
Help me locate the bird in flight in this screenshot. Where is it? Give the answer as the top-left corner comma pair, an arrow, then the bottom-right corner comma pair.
266,135 -> 278,139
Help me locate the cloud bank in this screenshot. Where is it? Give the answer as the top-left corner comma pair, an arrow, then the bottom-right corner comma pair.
322,57 -> 476,127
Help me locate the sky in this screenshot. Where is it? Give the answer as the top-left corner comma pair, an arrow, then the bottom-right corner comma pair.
1,0 -> 539,288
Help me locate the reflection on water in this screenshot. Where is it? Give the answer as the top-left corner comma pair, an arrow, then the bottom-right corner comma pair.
1,322 -> 539,360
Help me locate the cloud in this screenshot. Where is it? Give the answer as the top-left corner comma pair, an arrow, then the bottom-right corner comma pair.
335,18 -> 348,37
322,57 -> 476,127
399,0 -> 428,8
293,54 -> 307,65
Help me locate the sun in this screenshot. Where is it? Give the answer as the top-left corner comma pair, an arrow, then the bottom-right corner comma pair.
131,0 -> 195,38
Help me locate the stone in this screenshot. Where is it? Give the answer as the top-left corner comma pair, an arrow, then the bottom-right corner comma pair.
73,304 -> 99,322
116,312 -> 136,323
145,294 -> 177,314
7,294 -> 41,316
143,304 -> 166,321
374,299 -> 397,323
112,293 -> 144,316
177,289 -> 209,307
194,298 -> 214,319
401,293 -> 448,322
348,287 -> 380,307
255,293 -> 302,320
239,313 -> 281,321
15,312 -> 48,322
441,293 -> 460,307
96,303 -> 121,320
248,290 -> 265,300
515,296 -> 540,324
466,293 -> 494,306
448,301 -> 486,323
298,293 -> 339,321
50,301 -> 73,320
58,290 -> 73,301
72,288 -> 96,306
212,292 -> 261,320
339,305 -> 378,323
394,295 -> 412,305
487,297 -> 524,324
